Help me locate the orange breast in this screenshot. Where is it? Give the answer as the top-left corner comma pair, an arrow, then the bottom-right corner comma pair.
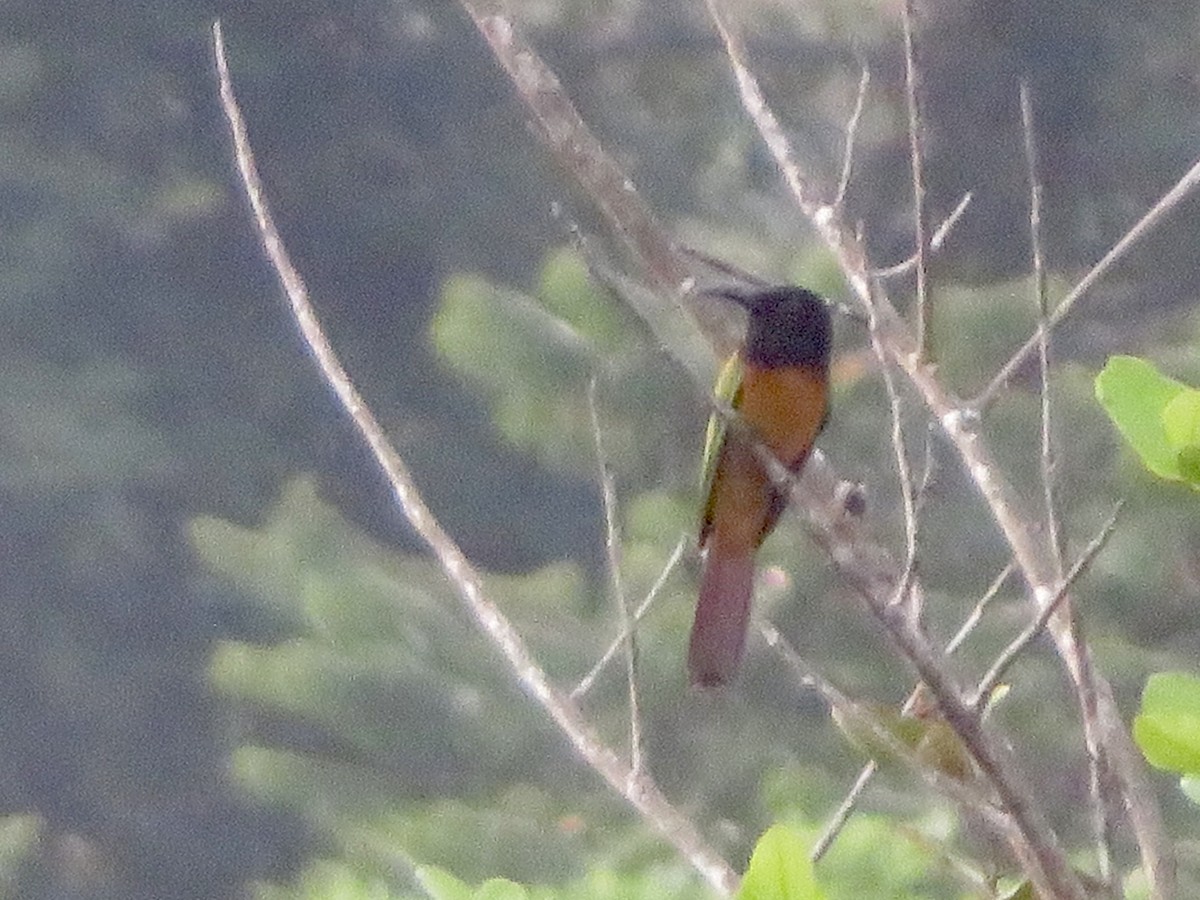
737,364 -> 827,465
702,363 -> 828,552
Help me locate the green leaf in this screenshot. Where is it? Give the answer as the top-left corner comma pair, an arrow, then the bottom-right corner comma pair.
1132,672 -> 1200,775
1176,445 -> 1200,484
831,703 -> 925,766
1095,356 -> 1190,481
474,879 -> 530,900
415,864 -> 476,900
1162,390 -> 1200,485
737,824 -> 825,900
411,870 -> 535,900
1181,776 -> 1200,806
1162,390 -> 1200,450
997,880 -> 1036,900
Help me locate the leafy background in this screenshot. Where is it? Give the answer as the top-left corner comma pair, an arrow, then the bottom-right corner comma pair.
5,0 -> 1200,897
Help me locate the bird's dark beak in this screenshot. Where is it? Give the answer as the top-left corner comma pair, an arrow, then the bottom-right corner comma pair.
700,286 -> 757,312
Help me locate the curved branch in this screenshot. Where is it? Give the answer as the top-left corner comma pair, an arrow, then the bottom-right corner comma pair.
212,21 -> 740,897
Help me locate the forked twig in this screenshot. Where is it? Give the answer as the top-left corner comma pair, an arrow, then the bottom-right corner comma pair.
814,557 -> 1015,860
587,378 -> 644,774
868,192 -> 972,279
815,555 -> 1016,859
975,151 -> 1200,410
759,622 -> 1006,827
971,502 -> 1123,708
212,21 -> 739,896
572,537 -> 686,700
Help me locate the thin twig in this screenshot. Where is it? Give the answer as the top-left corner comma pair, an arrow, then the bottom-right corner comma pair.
212,21 -> 739,895
867,192 -> 972,279
1073,613 -> 1117,894
945,561 -> 1015,655
1021,82 -> 1115,890
587,378 -> 644,774
812,761 -> 877,862
901,0 -> 930,360
464,12 -> 705,320
678,243 -> 868,325
975,151 -> 1200,410
1020,81 -> 1063,575
971,502 -> 1123,708
930,192 -> 973,252
704,0 -> 827,220
759,622 -> 1006,829
815,557 -> 1014,858
572,537 -> 687,700
834,66 -> 871,209
875,313 -> 921,619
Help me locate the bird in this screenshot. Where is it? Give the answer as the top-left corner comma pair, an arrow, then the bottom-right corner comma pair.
689,285 -> 832,687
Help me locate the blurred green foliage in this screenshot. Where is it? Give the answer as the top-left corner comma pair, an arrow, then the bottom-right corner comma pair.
736,825 -> 824,900
1096,356 -> 1194,484
1135,672 -> 1200,784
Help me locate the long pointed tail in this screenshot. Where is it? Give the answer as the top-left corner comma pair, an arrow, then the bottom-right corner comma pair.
688,547 -> 755,687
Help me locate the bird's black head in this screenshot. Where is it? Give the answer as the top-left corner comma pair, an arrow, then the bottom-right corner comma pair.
711,286 -> 832,370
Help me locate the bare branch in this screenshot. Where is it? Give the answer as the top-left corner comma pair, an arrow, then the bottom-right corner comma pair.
834,66 -> 871,209
572,537 -> 686,700
976,151 -> 1200,409
587,378 -> 644,774
1020,81 -> 1063,575
930,191 -> 973,252
969,496 -> 1125,896
759,622 -> 1007,828
971,503 -> 1123,708
946,561 -> 1015,656
704,0 -> 831,222
705,12 -> 1092,895
1021,81 -> 1116,890
455,6 -> 751,361
868,192 -> 973,280
901,0 -> 931,360
212,21 -> 739,895
445,2 -> 1171,891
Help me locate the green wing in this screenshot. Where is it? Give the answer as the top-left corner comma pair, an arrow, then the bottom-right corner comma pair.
699,353 -> 744,547
701,353 -> 744,490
